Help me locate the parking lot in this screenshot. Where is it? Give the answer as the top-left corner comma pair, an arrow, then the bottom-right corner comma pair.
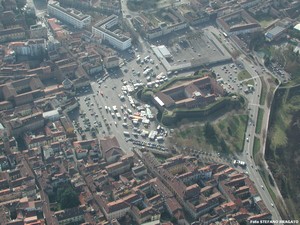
267,62 -> 290,83
69,48 -> 172,153
169,31 -> 226,66
211,58 -> 261,99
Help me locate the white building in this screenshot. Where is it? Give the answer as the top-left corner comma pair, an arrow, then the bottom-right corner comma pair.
47,2 -> 91,29
294,23 -> 300,33
265,26 -> 286,42
92,15 -> 131,50
43,109 -> 60,121
9,39 -> 47,57
157,45 -> 172,58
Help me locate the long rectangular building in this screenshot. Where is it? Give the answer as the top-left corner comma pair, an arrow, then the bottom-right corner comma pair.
92,15 -> 131,50
216,10 -> 261,36
47,2 -> 91,29
0,27 -> 25,43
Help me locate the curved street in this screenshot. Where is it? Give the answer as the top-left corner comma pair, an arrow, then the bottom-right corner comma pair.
240,58 -> 282,220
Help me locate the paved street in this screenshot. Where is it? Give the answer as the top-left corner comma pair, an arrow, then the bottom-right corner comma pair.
28,0 -> 285,220
208,29 -> 283,219
240,59 -> 282,220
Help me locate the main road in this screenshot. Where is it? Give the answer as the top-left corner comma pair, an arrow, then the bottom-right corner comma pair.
241,59 -> 282,220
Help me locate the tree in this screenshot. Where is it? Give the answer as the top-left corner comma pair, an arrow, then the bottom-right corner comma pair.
16,0 -> 26,9
220,138 -> 229,153
249,32 -> 265,50
57,186 -> 80,209
204,122 -> 216,141
170,217 -> 178,224
264,55 -> 271,66
25,13 -> 37,27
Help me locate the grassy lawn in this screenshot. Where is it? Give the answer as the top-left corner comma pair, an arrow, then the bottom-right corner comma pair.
238,70 -> 252,81
154,154 -> 167,163
127,0 -> 160,11
216,114 -> 248,153
172,114 -> 248,154
256,15 -> 275,28
174,123 -> 211,151
259,19 -> 273,28
255,108 -> 264,134
237,70 -> 254,86
269,102 -> 291,150
271,124 -> 288,150
242,79 -> 255,86
238,70 -> 255,86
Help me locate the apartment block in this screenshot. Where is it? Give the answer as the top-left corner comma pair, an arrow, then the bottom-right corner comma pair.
216,10 -> 261,36
47,2 -> 91,29
92,15 -> 131,50
0,27 -> 25,43
9,39 -> 47,57
30,24 -> 48,39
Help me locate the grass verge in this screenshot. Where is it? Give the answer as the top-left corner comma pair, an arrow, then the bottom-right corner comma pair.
259,168 -> 277,201
255,108 -> 264,134
253,136 -> 260,157
258,166 -> 290,221
260,78 -> 267,105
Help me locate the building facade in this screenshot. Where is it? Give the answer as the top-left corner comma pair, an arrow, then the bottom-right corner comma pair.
0,27 -> 26,43
92,15 -> 131,50
47,2 -> 91,29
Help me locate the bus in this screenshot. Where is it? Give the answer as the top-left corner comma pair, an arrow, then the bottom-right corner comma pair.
223,32 -> 228,38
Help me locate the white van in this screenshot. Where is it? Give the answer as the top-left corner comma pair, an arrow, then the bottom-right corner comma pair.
123,131 -> 130,136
